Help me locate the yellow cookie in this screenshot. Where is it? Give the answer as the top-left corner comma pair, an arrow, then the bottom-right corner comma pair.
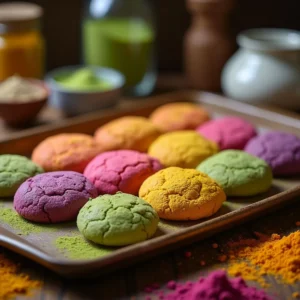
148,131 -> 218,168
139,167 -> 226,220
94,116 -> 161,152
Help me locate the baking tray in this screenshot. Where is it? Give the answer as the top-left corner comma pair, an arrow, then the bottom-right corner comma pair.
1,90 -> 300,278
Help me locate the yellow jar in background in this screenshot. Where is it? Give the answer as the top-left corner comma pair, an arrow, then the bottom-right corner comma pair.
0,2 -> 45,81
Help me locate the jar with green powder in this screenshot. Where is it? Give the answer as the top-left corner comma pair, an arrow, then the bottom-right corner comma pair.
82,0 -> 156,97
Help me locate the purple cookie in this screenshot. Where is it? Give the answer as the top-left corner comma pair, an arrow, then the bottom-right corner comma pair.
14,171 -> 97,223
245,131 -> 300,176
83,150 -> 163,195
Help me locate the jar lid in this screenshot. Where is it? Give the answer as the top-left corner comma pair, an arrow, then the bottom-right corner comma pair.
0,2 -> 43,34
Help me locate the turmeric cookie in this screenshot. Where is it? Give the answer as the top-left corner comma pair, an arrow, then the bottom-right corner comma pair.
148,131 -> 218,168
84,150 -> 162,195
77,192 -> 159,246
139,167 -> 226,221
197,150 -> 273,196
0,155 -> 43,197
197,116 -> 257,150
94,116 -> 161,152
32,133 -> 101,172
149,102 -> 210,132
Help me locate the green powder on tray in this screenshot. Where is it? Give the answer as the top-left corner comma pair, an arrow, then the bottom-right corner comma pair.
55,235 -> 113,260
0,207 -> 58,235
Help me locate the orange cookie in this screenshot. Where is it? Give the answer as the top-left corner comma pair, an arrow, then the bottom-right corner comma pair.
94,116 -> 161,152
149,102 -> 210,132
139,167 -> 226,221
32,133 -> 101,172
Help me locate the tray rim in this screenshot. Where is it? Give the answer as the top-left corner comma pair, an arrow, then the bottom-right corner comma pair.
1,90 -> 300,277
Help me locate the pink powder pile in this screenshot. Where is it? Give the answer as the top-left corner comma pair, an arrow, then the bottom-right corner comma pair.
145,270 -> 273,300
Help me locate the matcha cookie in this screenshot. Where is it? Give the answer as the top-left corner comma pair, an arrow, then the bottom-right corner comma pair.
197,150 -> 273,197
77,193 -> 159,246
148,131 -> 218,168
0,155 -> 43,197
139,167 -> 226,221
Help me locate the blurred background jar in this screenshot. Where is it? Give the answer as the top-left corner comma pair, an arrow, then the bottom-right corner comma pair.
0,2 -> 45,81
82,0 -> 156,97
184,0 -> 234,92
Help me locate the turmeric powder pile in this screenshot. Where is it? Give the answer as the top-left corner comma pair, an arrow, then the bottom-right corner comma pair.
0,253 -> 41,299
227,230 -> 300,285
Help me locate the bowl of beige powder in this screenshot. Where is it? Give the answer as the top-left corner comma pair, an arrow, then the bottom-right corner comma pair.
0,76 -> 48,126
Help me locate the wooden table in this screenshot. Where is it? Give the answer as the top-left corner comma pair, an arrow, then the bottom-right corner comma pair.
1,77 -> 300,299
2,200 -> 299,300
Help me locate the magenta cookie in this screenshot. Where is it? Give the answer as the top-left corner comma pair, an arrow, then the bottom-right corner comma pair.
14,171 -> 97,223
83,150 -> 163,195
196,116 -> 257,150
245,131 -> 300,176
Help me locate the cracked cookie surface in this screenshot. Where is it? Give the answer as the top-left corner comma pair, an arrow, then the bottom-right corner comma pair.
149,102 -> 210,132
197,150 -> 273,196
148,131 -> 218,168
139,167 -> 226,220
245,131 -> 300,176
84,150 -> 162,195
31,133 -> 101,172
14,171 -> 97,223
0,154 -> 43,197
77,192 -> 159,246
197,116 -> 257,150
94,116 -> 161,153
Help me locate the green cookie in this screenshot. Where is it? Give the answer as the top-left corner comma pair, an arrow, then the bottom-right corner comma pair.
0,155 -> 44,197
197,150 -> 273,197
77,192 -> 159,246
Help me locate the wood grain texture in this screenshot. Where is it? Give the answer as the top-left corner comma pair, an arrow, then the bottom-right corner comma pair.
7,200 -> 300,300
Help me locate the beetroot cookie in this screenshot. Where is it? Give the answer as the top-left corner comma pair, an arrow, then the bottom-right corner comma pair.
245,131 -> 300,176
84,150 -> 162,195
14,171 -> 97,223
196,116 -> 257,150
32,133 -> 101,172
149,102 -> 210,132
94,116 -> 161,152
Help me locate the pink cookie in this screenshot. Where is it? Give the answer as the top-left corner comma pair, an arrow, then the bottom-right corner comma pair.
83,150 -> 163,195
196,117 -> 257,150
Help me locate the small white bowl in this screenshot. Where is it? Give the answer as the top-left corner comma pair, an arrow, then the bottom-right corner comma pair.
45,65 -> 125,116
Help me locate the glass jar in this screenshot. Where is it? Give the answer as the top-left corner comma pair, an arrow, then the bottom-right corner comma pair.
82,0 -> 156,97
0,2 -> 45,81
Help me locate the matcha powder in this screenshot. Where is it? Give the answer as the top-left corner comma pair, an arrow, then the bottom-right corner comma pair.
0,207 -> 57,235
55,236 -> 113,260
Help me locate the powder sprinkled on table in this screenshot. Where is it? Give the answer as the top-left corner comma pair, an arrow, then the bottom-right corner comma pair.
227,231 -> 300,284
146,270 -> 273,300
0,207 -> 57,235
55,235 -> 113,260
0,253 -> 41,299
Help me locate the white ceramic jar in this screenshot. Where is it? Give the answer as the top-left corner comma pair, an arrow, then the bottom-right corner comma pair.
221,28 -> 300,109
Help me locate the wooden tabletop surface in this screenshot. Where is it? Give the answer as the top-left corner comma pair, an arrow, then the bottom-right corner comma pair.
1,76 -> 300,300
3,200 -> 299,300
